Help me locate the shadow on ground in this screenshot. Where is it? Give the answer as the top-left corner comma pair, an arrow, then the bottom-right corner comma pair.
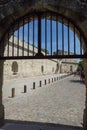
0,119 -> 84,130
70,79 -> 84,84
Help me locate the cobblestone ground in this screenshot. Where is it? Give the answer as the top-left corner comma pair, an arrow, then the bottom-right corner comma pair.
2,74 -> 86,129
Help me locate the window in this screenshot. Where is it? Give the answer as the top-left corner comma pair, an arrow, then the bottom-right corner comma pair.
12,61 -> 18,75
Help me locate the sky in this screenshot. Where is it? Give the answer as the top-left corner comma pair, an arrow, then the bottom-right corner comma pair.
14,19 -> 82,56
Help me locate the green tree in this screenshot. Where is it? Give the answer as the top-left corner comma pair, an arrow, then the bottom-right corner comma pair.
41,48 -> 49,54
77,60 -> 84,71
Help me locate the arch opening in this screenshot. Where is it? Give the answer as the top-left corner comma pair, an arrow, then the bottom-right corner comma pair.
0,11 -> 86,60
0,10 -> 87,129
12,61 -> 18,75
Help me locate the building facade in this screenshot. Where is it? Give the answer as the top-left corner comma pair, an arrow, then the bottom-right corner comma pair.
3,37 -> 78,80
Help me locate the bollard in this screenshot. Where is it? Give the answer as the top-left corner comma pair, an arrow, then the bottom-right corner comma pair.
24,85 -> 27,93
45,80 -> 46,85
48,79 -> 50,84
39,81 -> 42,87
33,82 -> 35,89
12,88 -> 15,98
57,77 -> 58,80
52,78 -> 53,82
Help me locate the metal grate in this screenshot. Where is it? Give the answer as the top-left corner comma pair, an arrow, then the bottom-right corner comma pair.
0,11 -> 86,60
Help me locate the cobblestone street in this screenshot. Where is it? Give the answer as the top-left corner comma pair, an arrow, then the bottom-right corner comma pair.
1,74 -> 86,130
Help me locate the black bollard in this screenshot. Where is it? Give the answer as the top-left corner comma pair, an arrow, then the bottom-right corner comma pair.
24,85 -> 27,93
33,82 -> 35,89
45,80 -> 46,85
48,79 -> 50,84
39,81 -> 42,87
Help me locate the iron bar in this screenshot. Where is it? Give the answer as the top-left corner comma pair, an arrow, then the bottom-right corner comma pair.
12,26 -> 14,57
17,21 -> 19,56
45,14 -> 47,55
50,13 -> 52,55
0,54 -> 86,60
56,15 -> 58,55
74,25 -> 76,55
80,32 -> 82,55
38,14 -> 41,55
2,40 -> 4,57
33,15 -> 34,56
28,17 -> 30,56
68,21 -> 70,55
0,40 -> 4,57
22,18 -> 25,56
62,17 -> 64,55
7,31 -> 9,57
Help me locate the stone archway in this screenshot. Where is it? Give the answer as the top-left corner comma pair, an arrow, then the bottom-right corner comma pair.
0,1 -> 87,129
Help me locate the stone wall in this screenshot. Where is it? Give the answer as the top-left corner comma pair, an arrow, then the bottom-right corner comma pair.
3,59 -> 58,80
3,37 -> 78,80
3,58 -> 78,80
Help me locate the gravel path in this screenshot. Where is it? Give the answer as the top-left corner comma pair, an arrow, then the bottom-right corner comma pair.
2,74 -> 86,130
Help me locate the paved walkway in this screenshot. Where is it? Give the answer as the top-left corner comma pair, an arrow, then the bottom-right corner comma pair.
1,74 -> 86,130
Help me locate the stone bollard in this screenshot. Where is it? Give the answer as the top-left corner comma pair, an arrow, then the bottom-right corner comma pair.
12,88 -> 15,98
39,81 -> 42,87
48,79 -> 50,84
33,82 -> 35,89
52,78 -> 53,82
24,85 -> 27,93
45,80 -> 46,85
